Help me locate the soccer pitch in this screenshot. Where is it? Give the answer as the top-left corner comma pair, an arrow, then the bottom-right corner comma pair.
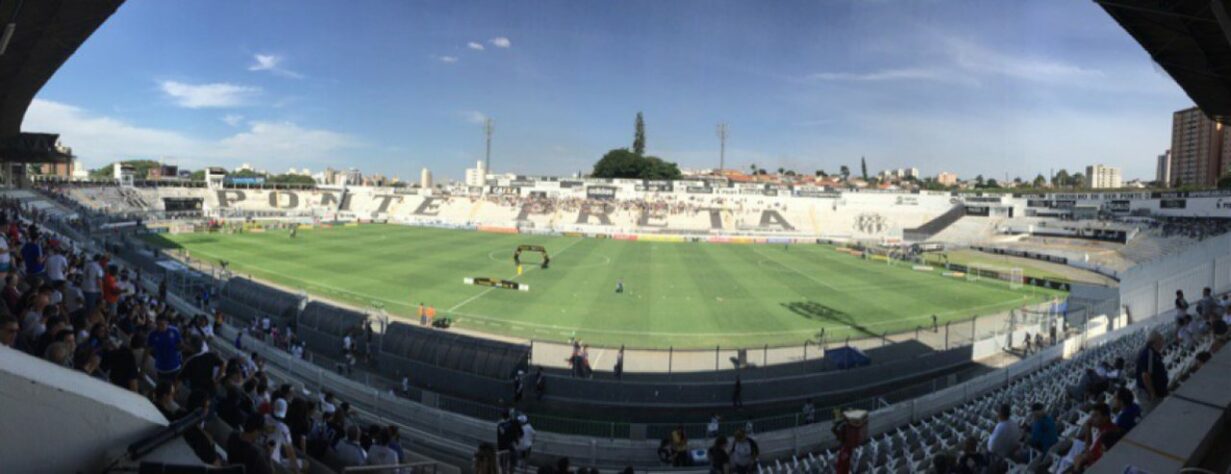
147,225 -> 1062,348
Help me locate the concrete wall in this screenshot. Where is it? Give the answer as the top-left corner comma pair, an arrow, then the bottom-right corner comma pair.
1120,232 -> 1231,320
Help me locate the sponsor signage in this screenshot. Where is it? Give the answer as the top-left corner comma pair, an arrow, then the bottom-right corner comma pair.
1027,200 -> 1050,208
966,196 -> 1002,203
1218,198 -> 1231,210
1052,200 -> 1076,209
586,185 -> 617,200
793,189 -> 840,198
1160,198 -> 1186,209
895,196 -> 919,206
762,189 -> 779,196
1107,200 -> 1131,212
965,206 -> 991,216
509,179 -> 536,187
559,180 -> 583,188
635,181 -> 674,192
686,186 -> 713,194
1151,189 -> 1231,199
227,177 -> 265,185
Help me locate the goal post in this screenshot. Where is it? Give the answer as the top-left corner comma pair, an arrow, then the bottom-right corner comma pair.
1009,268 -> 1024,290
966,265 -> 981,282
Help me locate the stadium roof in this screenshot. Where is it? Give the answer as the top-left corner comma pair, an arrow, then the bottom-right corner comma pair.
0,0 -> 124,163
1098,0 -> 1231,122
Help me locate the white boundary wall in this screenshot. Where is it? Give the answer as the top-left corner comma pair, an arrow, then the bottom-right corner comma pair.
1119,232 -> 1231,320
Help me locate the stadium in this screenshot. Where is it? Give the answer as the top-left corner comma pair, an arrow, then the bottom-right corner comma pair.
0,1 -> 1229,474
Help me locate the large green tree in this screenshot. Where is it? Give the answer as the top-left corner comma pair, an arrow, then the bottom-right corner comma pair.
633,112 -> 646,156
591,148 -> 681,180
839,165 -> 850,180
1052,169 -> 1070,188
1033,174 -> 1047,188
860,156 -> 868,181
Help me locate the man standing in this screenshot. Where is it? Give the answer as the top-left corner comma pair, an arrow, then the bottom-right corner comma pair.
1135,330 -> 1168,414
20,228 -> 45,286
418,303 -> 426,326
512,370 -> 524,402
614,345 -> 625,379
148,315 -> 183,382
496,409 -> 522,473
44,248 -> 67,285
534,367 -> 546,401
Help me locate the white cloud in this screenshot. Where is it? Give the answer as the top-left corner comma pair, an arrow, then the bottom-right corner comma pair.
489,37 -> 511,48
221,114 -> 245,127
26,99 -> 362,171
467,42 -> 485,51
809,68 -> 974,85
461,110 -> 488,124
219,121 -> 360,162
436,55 -> 459,64
159,81 -> 260,108
942,36 -> 1102,82
806,36 -> 1100,87
247,53 -> 303,79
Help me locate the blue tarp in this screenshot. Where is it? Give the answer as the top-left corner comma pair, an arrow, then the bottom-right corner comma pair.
825,346 -> 870,370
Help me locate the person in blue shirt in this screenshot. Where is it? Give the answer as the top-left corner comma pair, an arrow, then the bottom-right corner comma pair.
1111,387 -> 1141,432
148,315 -> 183,381
1135,330 -> 1168,413
20,227 -> 45,281
1027,402 -> 1058,455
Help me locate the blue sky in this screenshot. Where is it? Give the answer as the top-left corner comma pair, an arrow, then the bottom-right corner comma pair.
27,0 -> 1189,181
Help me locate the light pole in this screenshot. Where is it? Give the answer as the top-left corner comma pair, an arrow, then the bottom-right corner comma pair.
716,122 -> 728,174
484,117 -> 494,174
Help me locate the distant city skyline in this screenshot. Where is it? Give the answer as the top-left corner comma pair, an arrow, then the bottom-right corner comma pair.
26,0 -> 1189,182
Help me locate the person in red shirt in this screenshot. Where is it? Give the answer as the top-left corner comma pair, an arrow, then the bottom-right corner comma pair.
102,265 -> 121,315
1074,402 -> 1120,470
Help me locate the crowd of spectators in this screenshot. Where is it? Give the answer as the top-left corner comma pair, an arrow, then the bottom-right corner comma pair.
0,195 -> 420,473
1150,216 -> 1231,241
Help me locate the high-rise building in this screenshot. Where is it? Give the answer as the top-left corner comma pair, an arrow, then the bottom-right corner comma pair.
1156,151 -> 1171,187
935,172 -> 958,186
1085,164 -> 1122,189
464,160 -> 487,187
420,168 -> 433,189
1170,106 -> 1229,187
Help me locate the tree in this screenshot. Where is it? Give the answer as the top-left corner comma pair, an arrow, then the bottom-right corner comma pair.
1218,172 -> 1231,189
975,174 -> 985,187
633,112 -> 646,156
591,148 -> 681,180
860,156 -> 868,181
749,163 -> 757,175
1052,169 -> 1070,188
985,178 -> 1000,188
777,167 -> 785,175
839,165 -> 850,180
189,170 -> 205,181
1033,174 -> 1046,188
1071,173 -> 1085,188
815,169 -> 828,177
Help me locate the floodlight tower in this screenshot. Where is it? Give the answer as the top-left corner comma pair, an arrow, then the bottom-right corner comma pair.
484,117 -> 494,174
716,122 -> 729,174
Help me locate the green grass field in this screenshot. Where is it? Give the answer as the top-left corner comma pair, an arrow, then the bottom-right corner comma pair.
146,225 -> 1062,348
920,249 -> 1110,285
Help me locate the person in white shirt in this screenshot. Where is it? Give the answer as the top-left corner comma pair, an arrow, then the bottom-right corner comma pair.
268,399 -> 303,471
516,415 -> 535,468
0,235 -> 12,273
82,255 -> 104,312
986,404 -> 1021,461
366,428 -> 400,469
44,249 -> 68,283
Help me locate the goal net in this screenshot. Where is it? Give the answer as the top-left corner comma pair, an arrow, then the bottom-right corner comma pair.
966,265 -> 982,282
1009,268 -> 1024,290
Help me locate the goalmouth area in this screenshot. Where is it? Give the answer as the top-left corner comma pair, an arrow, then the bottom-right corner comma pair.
145,224 -> 1066,350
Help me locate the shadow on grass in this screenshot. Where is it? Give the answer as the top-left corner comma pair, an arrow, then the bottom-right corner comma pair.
781,300 -> 879,339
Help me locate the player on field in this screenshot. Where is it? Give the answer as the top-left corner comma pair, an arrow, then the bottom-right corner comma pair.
615,278 -> 624,294
418,303 -> 426,325
289,225 -> 297,239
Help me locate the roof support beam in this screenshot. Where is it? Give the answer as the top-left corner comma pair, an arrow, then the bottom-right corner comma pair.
1096,0 -> 1217,23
